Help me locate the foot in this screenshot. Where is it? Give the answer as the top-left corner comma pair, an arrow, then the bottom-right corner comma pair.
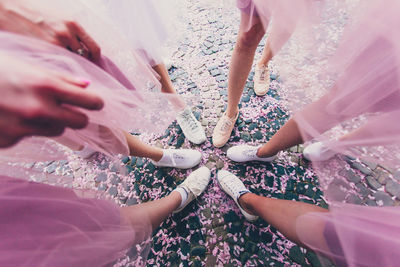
254,64 -> 270,96
176,107 -> 206,145
173,166 -> 211,213
217,170 -> 258,221
152,149 -> 202,169
227,145 -> 276,163
303,142 -> 336,161
212,110 -> 239,148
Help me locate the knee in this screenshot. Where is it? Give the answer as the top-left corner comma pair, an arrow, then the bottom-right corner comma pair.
237,25 -> 264,50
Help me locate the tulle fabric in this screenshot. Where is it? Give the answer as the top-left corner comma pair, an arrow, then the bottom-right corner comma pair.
98,0 -> 167,65
293,11 -> 400,265
0,175 -> 152,267
239,0 -> 316,53
0,31 -> 180,159
0,0 -> 185,161
253,0 -> 318,52
253,0 -> 400,266
297,204 -> 400,267
94,0 -> 184,66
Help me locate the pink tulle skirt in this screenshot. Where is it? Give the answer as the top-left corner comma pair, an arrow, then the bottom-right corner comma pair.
0,175 -> 151,266
253,0 -> 400,266
99,0 -> 169,66
0,31 -> 180,160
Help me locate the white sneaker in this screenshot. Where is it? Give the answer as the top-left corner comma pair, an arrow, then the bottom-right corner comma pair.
173,166 -> 211,213
152,149 -> 202,169
217,170 -> 258,222
227,145 -> 276,163
254,64 -> 270,96
176,107 -> 206,145
303,142 -> 336,161
212,111 -> 239,148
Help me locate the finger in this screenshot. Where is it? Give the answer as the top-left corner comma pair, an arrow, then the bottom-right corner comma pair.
47,79 -> 104,111
66,21 -> 101,61
53,72 -> 91,88
50,105 -> 89,129
24,104 -> 89,130
66,34 -> 88,58
22,122 -> 66,137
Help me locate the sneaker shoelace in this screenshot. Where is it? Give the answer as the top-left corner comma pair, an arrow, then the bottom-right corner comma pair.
222,175 -> 245,199
244,148 -> 259,159
218,115 -> 234,133
256,67 -> 268,83
180,110 -> 200,132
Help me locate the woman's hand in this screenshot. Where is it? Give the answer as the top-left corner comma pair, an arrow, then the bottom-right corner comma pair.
0,1 -> 101,61
0,55 -> 104,147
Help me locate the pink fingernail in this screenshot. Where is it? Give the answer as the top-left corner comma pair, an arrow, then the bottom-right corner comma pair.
79,78 -> 91,86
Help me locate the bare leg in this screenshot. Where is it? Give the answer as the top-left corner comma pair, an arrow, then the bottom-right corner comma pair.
239,193 -> 328,247
123,131 -> 163,162
121,191 -> 181,231
226,13 -> 266,118
257,40 -> 274,67
256,90 -> 344,158
257,22 -> 294,67
152,63 -> 177,94
257,118 -> 303,157
152,63 -> 187,110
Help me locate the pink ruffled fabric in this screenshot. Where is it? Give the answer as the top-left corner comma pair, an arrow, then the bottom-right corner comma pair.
0,175 -> 151,267
0,0 -> 185,161
253,0 -> 400,266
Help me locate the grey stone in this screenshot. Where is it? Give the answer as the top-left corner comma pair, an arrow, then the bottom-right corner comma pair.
210,69 -> 220,77
374,169 -> 390,185
215,75 -> 226,82
373,191 -> 394,206
346,194 -> 362,204
289,246 -> 306,265
216,160 -> 225,169
98,184 -> 107,191
95,172 -> 108,182
252,131 -> 263,140
136,158 -> 145,168
203,40 -> 213,48
176,136 -> 185,148
240,132 -> 251,142
108,186 -> 118,197
366,199 -> 377,206
366,176 -> 381,190
394,170 -> 400,181
339,169 -> 361,183
46,162 -> 58,174
241,95 -> 250,103
356,183 -> 371,197
351,162 -> 373,175
205,161 -> 215,170
362,160 -> 378,170
385,180 -> 400,198
270,73 -> 278,80
110,174 -> 120,185
248,123 -> 258,131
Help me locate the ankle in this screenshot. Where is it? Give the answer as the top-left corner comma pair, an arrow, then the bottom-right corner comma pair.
238,193 -> 257,215
151,149 -> 164,162
256,146 -> 275,158
257,61 -> 267,68
226,106 -> 239,118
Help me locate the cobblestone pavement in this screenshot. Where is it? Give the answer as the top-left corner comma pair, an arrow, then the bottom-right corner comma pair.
35,1 -> 400,266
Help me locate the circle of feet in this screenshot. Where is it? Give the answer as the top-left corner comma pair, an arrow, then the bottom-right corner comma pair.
36,1 -> 400,266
